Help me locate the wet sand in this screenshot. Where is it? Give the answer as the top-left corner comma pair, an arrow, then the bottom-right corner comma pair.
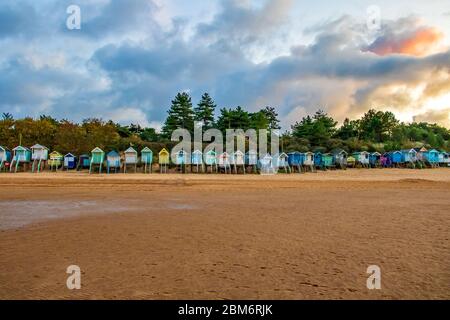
0,169 -> 449,299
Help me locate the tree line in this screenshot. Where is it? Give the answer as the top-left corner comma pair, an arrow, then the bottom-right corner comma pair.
0,92 -> 449,155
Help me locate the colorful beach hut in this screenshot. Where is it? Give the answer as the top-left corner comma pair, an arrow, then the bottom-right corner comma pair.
441,152 -> 450,167
48,151 -> 63,171
388,151 -> 402,167
64,153 -> 77,170
346,156 -> 356,168
233,150 -> 245,174
314,152 -> 324,169
31,144 -> 49,173
191,149 -> 204,173
141,147 -> 153,173
159,148 -> 170,173
400,149 -> 417,164
276,153 -> 291,173
414,147 -> 428,162
381,153 -> 391,168
352,151 -> 370,167
259,153 -> 274,175
106,151 -> 121,174
245,150 -> 258,173
124,147 -> 138,173
205,150 -> 218,173
423,149 -> 440,167
10,146 -> 31,172
369,152 -> 382,168
218,152 -> 231,174
322,153 -> 333,169
0,146 -> 11,171
89,147 -> 105,174
288,152 -> 303,173
332,149 -> 347,169
78,154 -> 90,170
303,152 -> 315,172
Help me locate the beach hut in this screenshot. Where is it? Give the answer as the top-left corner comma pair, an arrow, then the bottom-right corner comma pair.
302,152 -> 315,172
346,156 -> 356,168
314,152 -> 324,169
141,147 -> 153,173
332,149 -> 348,169
218,152 -> 231,174
233,150 -> 245,174
191,149 -> 204,173
245,150 -> 258,173
322,153 -> 333,169
381,153 -> 391,168
10,146 -> 31,172
352,151 -> 370,168
259,153 -> 274,175
400,149 -> 418,165
48,151 -> 63,171
106,151 -> 121,174
158,148 -> 170,173
0,146 -> 11,171
423,149 -> 440,167
414,147 -> 428,162
276,153 -> 291,173
78,154 -> 90,170
287,152 -> 303,173
387,151 -> 402,167
123,147 -> 138,173
64,153 -> 77,170
31,144 -> 49,173
89,147 -> 105,174
442,152 -> 450,167
205,150 -> 218,173
369,152 -> 382,168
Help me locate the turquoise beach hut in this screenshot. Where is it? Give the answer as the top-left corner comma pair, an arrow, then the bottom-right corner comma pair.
424,149 -> 440,167
205,150 -> 217,173
10,146 -> 31,172
78,154 -> 90,170
89,147 -> 105,174
141,147 -> 153,173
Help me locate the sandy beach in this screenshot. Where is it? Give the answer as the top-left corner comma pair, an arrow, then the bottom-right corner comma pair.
0,169 -> 449,299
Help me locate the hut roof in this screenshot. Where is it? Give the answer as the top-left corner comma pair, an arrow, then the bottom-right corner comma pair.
331,149 -> 347,156
192,149 -> 202,155
159,148 -> 169,155
124,147 -> 137,154
414,147 -> 428,153
91,147 -> 104,153
400,148 -> 417,153
371,152 -> 382,156
50,151 -> 62,157
206,149 -> 216,155
278,152 -> 288,158
64,153 -> 76,158
31,144 -> 48,150
141,147 -> 152,153
80,154 -> 89,158
288,151 -> 302,155
13,146 -> 29,151
107,151 -> 120,157
0,146 -> 8,151
246,150 -> 257,155
234,150 -> 244,156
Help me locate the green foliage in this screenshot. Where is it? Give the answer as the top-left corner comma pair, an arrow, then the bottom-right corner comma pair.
162,92 -> 195,137
194,93 -> 216,130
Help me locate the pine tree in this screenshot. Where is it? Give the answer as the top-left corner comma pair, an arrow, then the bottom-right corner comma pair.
162,92 -> 195,137
194,93 -> 216,130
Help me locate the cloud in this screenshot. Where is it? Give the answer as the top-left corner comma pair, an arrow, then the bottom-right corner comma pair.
413,108 -> 450,127
366,17 -> 446,57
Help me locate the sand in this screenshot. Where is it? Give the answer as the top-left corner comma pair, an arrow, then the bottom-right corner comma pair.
0,169 -> 449,299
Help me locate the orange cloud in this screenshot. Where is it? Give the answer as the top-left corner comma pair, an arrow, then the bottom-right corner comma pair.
368,27 -> 445,57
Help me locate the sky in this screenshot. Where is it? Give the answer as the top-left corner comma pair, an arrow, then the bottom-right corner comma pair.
0,0 -> 449,130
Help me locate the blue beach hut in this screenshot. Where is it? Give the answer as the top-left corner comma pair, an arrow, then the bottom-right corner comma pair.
388,151 -> 402,166
63,153 -> 77,170
288,152 -> 303,172
424,149 -> 440,167
0,146 -> 11,171
191,149 -> 204,173
141,147 -> 153,173
106,151 -> 121,174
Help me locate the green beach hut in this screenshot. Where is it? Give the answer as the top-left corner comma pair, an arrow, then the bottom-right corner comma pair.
10,146 -> 31,172
141,147 -> 153,173
89,147 -> 105,174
